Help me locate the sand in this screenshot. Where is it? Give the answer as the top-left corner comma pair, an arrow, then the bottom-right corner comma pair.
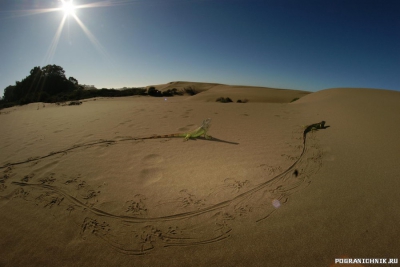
0,83 -> 399,266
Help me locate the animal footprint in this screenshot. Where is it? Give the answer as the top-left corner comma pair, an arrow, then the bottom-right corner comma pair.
222,178 -> 250,194
82,190 -> 100,200
177,189 -> 206,209
1,166 -> 14,182
64,174 -> 81,185
0,183 -> 5,192
39,173 -> 56,184
81,217 -> 111,236
10,188 -> 30,200
125,194 -> 148,216
21,173 -> 35,182
266,165 -> 283,175
234,203 -> 253,217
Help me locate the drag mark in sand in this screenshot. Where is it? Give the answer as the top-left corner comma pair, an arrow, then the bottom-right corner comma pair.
1,122 -> 328,255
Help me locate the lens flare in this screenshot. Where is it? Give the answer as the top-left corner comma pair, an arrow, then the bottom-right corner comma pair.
62,0 -> 75,16
6,0 -> 136,65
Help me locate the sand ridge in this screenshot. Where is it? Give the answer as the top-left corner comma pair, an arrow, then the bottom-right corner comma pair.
149,81 -> 311,103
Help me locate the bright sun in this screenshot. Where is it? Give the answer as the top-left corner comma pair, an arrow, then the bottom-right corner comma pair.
62,0 -> 75,16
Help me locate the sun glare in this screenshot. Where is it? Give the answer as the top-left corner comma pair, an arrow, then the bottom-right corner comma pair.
37,0 -> 127,64
62,0 -> 75,16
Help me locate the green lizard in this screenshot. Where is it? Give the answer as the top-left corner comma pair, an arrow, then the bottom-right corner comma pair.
0,119 -> 213,169
139,118 -> 213,141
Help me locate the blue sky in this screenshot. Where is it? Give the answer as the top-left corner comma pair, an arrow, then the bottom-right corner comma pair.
0,0 -> 399,96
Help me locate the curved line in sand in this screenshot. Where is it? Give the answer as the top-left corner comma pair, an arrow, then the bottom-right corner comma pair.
10,125 -> 314,223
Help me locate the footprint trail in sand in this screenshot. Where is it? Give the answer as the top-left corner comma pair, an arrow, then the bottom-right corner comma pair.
0,123 -> 327,255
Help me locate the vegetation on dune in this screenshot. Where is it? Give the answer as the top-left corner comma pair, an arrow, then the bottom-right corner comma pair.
3,65 -> 77,105
183,86 -> 198,96
147,86 -> 195,97
147,87 -> 184,97
215,97 -> 248,103
0,65 -> 195,110
216,97 -> 233,103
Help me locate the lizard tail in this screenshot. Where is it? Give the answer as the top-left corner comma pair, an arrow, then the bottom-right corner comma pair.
140,133 -> 185,139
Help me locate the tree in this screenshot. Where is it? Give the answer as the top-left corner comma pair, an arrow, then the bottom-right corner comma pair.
41,64 -> 66,78
69,77 -> 78,87
3,85 -> 17,102
2,65 -> 77,105
147,86 -> 162,97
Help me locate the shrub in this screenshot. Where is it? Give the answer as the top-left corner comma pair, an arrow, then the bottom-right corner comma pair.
162,88 -> 184,96
147,87 -> 162,97
184,86 -> 198,96
290,97 -> 299,103
216,97 -> 233,103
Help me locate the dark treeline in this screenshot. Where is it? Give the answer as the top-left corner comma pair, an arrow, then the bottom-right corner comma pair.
2,65 -> 79,105
0,65 -> 186,110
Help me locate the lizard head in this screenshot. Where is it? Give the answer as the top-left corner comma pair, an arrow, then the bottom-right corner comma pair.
202,118 -> 212,130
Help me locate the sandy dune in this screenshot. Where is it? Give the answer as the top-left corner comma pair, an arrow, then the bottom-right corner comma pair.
0,83 -> 399,266
150,81 -> 311,103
